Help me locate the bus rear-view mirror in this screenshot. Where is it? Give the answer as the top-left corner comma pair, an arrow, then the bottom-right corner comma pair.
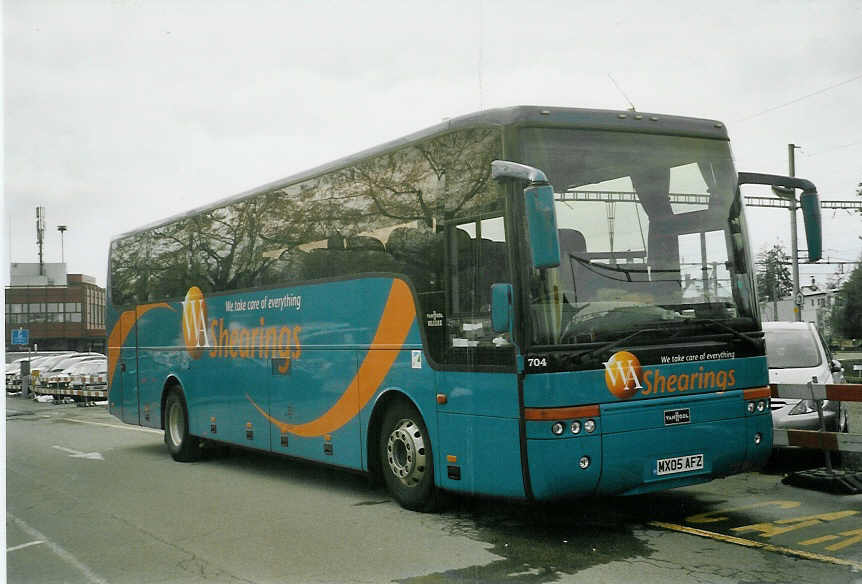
491,160 -> 561,269
491,283 -> 514,334
737,172 -> 822,262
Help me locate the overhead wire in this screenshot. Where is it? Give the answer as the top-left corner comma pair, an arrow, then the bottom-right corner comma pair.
802,139 -> 862,158
736,72 -> 862,123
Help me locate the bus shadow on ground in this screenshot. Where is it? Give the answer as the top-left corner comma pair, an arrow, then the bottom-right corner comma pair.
140,442 -> 751,582
195,444 -> 375,495
398,492 -> 713,584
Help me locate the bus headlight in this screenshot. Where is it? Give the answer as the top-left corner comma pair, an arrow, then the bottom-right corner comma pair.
747,402 -> 756,414
551,422 -> 565,435
579,456 -> 591,469
584,419 -> 596,433
570,421 -> 582,434
756,400 -> 766,412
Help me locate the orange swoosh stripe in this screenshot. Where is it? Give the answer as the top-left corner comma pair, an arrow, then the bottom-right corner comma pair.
107,303 -> 174,387
248,278 -> 416,437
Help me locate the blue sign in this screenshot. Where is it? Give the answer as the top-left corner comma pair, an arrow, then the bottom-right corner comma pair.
11,328 -> 29,345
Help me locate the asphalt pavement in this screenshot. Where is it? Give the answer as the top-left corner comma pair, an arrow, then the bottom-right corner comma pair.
5,396 -> 862,583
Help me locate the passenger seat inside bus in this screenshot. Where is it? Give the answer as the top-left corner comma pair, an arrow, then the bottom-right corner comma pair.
477,238 -> 508,308
386,227 -> 444,294
558,228 -> 595,304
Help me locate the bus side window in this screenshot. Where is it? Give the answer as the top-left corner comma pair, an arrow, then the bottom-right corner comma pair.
442,217 -> 514,367
386,227 -> 447,362
345,235 -> 398,274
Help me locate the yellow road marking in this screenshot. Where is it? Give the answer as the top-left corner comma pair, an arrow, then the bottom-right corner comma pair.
686,500 -> 801,524
731,510 -> 858,538
648,521 -> 862,570
799,534 -> 841,546
808,529 -> 862,552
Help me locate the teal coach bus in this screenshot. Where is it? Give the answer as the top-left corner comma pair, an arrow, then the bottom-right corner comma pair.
107,106 -> 822,510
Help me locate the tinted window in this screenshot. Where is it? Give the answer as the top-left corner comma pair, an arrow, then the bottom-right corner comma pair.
110,231 -> 150,306
110,127 -> 510,368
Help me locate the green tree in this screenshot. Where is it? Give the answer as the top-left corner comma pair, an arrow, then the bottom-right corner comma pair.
756,243 -> 793,302
833,260 -> 862,338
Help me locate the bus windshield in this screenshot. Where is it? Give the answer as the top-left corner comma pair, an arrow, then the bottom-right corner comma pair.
519,127 -> 757,347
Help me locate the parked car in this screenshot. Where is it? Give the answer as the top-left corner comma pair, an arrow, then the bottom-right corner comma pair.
5,357 -> 29,390
6,353 -> 74,389
42,354 -> 105,388
28,353 -> 77,380
763,321 -> 848,433
68,359 -> 108,389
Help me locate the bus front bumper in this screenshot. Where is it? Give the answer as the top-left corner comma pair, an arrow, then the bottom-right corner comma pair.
526,412 -> 772,500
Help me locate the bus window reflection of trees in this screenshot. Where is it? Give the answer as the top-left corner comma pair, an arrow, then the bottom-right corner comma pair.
111,126 -> 513,367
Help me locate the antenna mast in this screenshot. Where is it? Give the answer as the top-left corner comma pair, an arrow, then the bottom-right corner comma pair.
608,74 -> 637,112
36,206 -> 46,275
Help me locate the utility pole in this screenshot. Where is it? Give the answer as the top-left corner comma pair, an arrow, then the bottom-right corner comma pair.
772,282 -> 779,321
788,144 -> 802,322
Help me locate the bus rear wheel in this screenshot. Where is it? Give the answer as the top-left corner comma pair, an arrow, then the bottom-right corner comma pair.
379,401 -> 438,511
164,387 -> 201,462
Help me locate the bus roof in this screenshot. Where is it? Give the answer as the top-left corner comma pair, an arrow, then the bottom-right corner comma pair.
111,105 -> 729,242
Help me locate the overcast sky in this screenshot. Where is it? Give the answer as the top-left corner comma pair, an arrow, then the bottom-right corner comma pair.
3,0 -> 861,290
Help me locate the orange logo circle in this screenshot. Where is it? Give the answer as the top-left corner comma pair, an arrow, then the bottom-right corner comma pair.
182,286 -> 208,359
604,351 -> 643,399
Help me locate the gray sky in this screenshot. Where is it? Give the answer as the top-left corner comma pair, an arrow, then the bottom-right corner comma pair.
3,0 -> 862,288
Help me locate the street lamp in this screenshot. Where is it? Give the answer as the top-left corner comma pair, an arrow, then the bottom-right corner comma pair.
57,225 -> 67,263
57,225 -> 68,264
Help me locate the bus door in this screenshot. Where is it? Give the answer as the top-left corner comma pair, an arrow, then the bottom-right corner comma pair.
434,216 -> 525,497
119,309 -> 140,425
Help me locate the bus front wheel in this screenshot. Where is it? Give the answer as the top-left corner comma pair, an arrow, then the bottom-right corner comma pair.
379,401 -> 438,511
164,388 -> 201,462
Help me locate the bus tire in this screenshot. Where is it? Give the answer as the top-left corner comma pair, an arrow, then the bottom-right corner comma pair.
379,401 -> 438,511
164,388 -> 201,462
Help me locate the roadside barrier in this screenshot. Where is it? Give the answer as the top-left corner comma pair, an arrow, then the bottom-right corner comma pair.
31,370 -> 107,404
770,382 -> 862,494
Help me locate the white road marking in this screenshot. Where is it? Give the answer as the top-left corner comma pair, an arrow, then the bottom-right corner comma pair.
7,513 -> 110,584
60,417 -> 163,434
7,540 -> 45,552
51,445 -> 104,461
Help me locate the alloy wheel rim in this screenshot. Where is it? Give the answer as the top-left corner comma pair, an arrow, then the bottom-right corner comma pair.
168,400 -> 184,448
386,418 -> 427,487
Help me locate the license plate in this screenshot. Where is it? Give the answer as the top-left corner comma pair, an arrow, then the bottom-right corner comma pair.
656,454 -> 704,476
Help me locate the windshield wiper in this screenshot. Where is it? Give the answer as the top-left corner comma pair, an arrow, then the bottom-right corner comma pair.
569,254 -> 678,283
576,327 -> 666,361
689,318 -> 759,350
